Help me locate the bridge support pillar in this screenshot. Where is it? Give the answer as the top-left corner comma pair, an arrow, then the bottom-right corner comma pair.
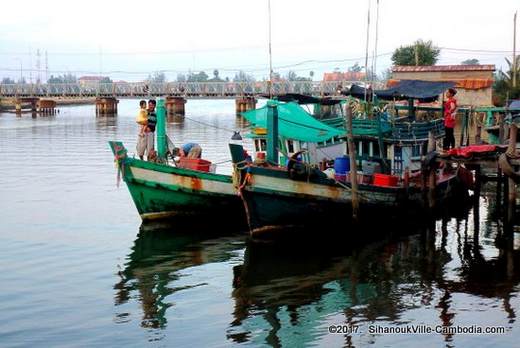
96,97 -> 118,116
15,100 -> 22,114
165,97 -> 186,118
37,99 -> 57,115
235,96 -> 256,114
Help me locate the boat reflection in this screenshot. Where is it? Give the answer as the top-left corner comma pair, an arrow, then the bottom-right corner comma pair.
113,224 -> 246,329
228,215 -> 519,347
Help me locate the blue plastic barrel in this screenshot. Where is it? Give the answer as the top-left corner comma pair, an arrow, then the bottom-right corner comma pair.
334,156 -> 350,174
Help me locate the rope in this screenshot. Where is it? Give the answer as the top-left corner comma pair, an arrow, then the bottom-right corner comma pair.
183,115 -> 249,133
113,144 -> 127,188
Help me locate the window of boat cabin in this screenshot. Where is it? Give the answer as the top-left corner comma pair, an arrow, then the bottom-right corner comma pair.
255,139 -> 267,152
412,144 -> 422,158
286,140 -> 295,153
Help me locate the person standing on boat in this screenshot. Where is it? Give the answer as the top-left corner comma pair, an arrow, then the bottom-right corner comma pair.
146,99 -> 157,160
443,88 -> 457,150
136,100 -> 148,160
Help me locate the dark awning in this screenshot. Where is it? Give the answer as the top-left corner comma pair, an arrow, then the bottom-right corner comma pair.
375,80 -> 456,102
343,84 -> 373,100
344,80 -> 456,102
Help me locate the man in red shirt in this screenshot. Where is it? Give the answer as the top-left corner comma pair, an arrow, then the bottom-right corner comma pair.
443,88 -> 457,150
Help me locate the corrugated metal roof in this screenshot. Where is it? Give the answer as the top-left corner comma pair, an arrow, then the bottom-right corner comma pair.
392,64 -> 495,72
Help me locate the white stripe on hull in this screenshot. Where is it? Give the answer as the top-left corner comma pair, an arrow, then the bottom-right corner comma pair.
130,167 -> 236,195
249,174 -> 404,204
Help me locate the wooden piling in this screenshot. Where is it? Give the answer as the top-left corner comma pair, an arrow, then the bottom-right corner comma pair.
507,124 -> 517,225
95,97 -> 118,116
346,103 -> 359,220
165,96 -> 186,118
37,99 -> 57,116
499,112 -> 505,144
475,111 -> 482,144
235,96 -> 256,114
427,131 -> 437,209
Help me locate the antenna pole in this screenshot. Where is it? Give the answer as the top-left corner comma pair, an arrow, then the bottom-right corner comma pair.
513,11 -> 517,88
372,0 -> 380,102
268,0 -> 273,98
363,0 -> 371,104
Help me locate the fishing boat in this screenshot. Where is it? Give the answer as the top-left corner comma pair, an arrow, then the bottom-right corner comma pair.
230,81 -> 471,237
108,95 -> 352,226
109,99 -> 246,227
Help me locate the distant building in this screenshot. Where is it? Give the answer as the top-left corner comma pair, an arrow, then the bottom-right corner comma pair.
322,71 -> 366,82
390,65 -> 495,106
78,76 -> 107,87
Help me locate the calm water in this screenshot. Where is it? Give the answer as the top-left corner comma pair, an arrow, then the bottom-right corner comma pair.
1,100 -> 519,347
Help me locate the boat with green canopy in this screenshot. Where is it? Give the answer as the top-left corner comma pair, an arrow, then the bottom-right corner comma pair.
108,97 -> 347,226
242,99 -> 345,165
230,81 -> 470,237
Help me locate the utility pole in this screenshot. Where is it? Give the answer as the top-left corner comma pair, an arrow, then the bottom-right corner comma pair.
36,49 -> 41,84
29,48 -> 33,83
415,42 -> 419,66
513,11 -> 517,88
268,0 -> 273,98
14,58 -> 23,83
45,51 -> 49,83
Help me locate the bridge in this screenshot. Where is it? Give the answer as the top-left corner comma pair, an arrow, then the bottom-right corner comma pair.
0,81 -> 364,98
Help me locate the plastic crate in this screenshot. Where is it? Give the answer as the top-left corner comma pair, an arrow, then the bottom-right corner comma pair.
373,173 -> 399,187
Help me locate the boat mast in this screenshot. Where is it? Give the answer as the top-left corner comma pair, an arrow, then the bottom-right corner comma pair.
363,0 -> 371,105
372,0 -> 380,103
268,0 -> 274,98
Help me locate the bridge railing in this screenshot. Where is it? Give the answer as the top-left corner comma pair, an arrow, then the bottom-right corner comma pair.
0,80 -> 368,98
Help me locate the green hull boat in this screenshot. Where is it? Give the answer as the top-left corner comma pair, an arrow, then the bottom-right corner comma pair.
109,141 -> 246,227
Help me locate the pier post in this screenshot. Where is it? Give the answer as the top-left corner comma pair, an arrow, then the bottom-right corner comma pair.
15,99 -> 21,114
235,96 -> 257,115
165,96 -> 186,118
37,99 -> 57,115
95,97 -> 118,116
427,132 -> 437,209
475,111 -> 482,144
507,124 -> 517,226
499,113 -> 506,144
497,165 -> 503,214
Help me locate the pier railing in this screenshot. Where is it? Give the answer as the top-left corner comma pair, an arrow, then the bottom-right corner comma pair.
0,81 -> 366,98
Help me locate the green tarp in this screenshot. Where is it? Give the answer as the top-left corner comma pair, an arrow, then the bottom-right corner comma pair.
242,101 -> 344,143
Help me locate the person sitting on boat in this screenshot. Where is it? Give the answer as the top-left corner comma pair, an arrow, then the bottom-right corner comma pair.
443,88 -> 457,150
136,100 -> 148,160
173,143 -> 203,159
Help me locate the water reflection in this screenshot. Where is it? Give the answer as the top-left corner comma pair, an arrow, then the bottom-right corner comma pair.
95,116 -> 117,128
114,225 -> 246,330
228,214 -> 519,347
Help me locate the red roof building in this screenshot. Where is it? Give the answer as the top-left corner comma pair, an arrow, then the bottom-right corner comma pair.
323,71 -> 366,82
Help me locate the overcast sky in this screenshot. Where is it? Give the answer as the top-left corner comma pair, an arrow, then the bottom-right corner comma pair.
0,0 -> 518,82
